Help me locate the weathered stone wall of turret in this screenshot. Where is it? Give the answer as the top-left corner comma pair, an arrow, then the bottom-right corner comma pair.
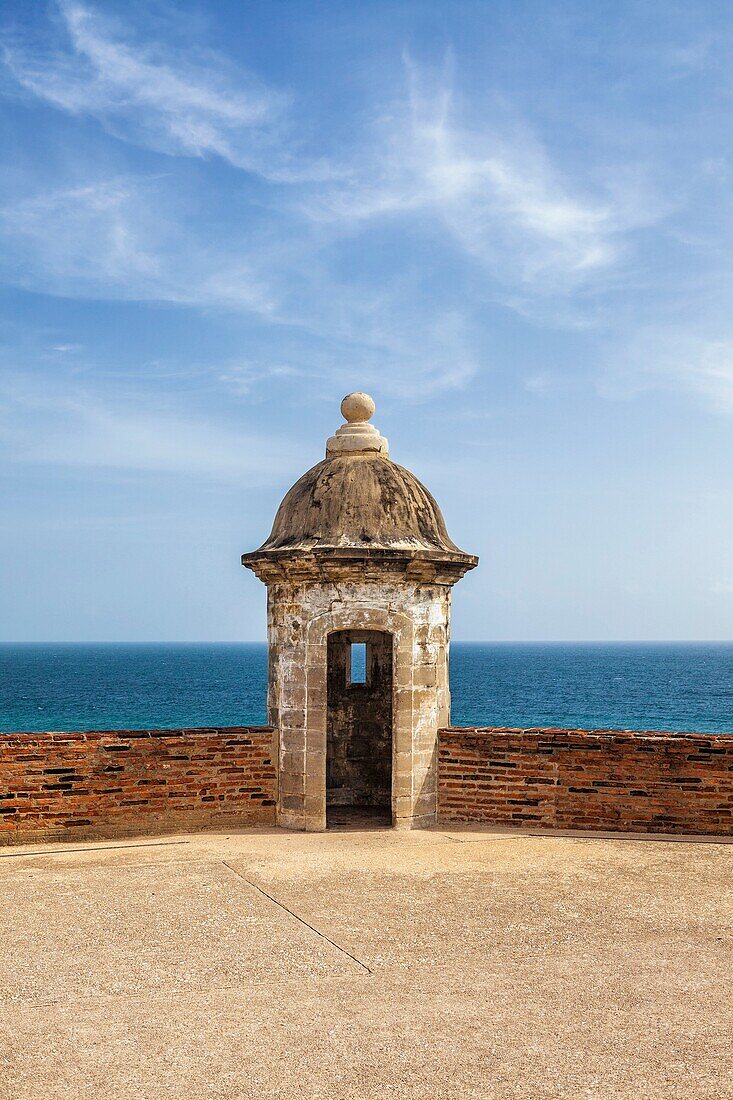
267,574 -> 452,830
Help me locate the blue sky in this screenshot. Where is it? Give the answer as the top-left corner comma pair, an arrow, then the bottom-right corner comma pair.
1,0 -> 732,641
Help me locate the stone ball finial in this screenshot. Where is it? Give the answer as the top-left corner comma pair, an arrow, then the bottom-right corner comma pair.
341,392 -> 375,424
326,391 -> 388,458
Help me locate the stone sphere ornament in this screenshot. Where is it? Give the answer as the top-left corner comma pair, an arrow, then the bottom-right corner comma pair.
341,391 -> 375,423
325,392 -> 388,456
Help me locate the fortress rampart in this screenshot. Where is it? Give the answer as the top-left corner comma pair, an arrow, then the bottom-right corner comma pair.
1,725 -> 732,844
0,727 -> 276,845
439,727 -> 733,836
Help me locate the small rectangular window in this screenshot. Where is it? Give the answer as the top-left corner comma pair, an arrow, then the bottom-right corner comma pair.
350,642 -> 367,684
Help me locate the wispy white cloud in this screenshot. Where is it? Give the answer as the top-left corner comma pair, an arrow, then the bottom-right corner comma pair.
2,1 -> 330,181
711,579 -> 733,595
305,55 -> 657,293
218,362 -> 307,397
1,177 -> 163,292
523,373 -> 552,394
217,304 -> 479,401
1,7 -> 662,323
0,373 -> 299,483
0,169 -> 477,398
601,328 -> 733,416
0,175 -> 275,313
0,10 -> 672,405
317,306 -> 478,399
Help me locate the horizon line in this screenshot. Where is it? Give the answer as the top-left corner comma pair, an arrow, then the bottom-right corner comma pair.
2,639 -> 732,647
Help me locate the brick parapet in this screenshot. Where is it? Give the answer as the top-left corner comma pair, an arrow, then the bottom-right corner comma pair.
0,726 -> 276,845
4,723 -> 732,843
438,727 -> 733,835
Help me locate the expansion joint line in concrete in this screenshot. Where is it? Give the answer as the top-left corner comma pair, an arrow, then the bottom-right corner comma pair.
221,860 -> 373,975
0,839 -> 191,860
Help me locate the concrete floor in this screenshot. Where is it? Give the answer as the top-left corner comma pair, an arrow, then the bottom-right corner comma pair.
1,825 -> 732,1100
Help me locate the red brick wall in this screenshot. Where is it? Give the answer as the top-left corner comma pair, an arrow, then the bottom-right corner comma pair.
438,727 -> 733,835
5,724 -> 732,843
0,727 -> 276,845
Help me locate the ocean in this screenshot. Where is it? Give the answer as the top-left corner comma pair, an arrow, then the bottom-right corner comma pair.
1,642 -> 732,735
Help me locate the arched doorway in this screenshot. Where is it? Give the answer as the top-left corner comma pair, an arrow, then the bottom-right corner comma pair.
326,630 -> 393,827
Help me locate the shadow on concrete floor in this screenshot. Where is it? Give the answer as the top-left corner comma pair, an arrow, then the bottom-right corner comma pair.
326,805 -> 392,830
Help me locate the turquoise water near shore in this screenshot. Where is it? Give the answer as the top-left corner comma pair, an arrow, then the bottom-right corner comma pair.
1,642 -> 732,735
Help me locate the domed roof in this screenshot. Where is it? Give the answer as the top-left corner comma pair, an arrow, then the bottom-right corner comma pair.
257,454 -> 464,555
242,393 -> 477,576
